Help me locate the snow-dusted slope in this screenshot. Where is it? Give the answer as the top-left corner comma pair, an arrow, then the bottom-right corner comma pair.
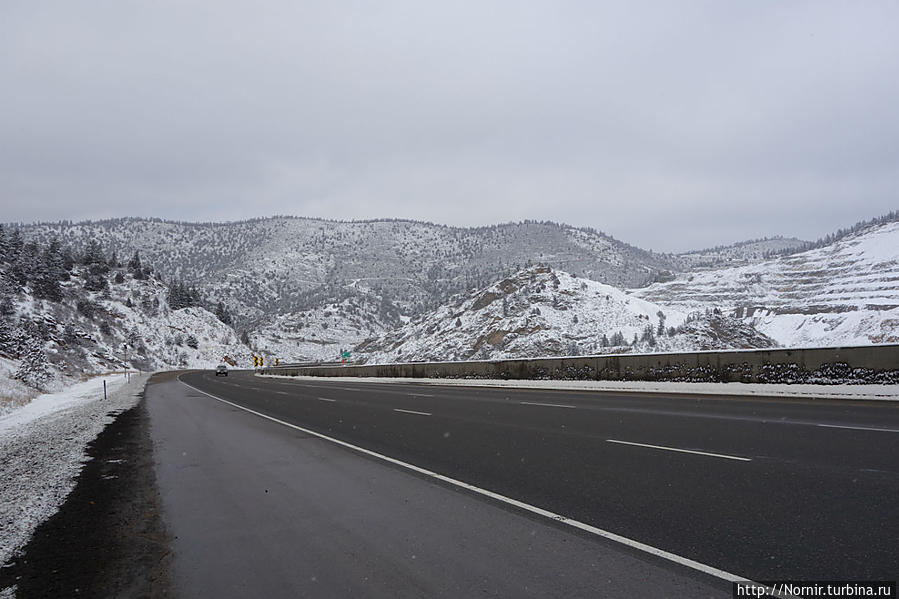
250,291 -> 400,362
678,237 -> 808,269
19,218 -> 682,321
1,264 -> 250,398
633,221 -> 899,347
357,267 -> 776,364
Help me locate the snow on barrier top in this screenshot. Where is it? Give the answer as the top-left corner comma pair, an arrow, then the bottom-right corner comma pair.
261,344 -> 899,385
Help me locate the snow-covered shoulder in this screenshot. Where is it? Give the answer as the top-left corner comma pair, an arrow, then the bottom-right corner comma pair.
0,372 -> 131,433
0,371 -> 151,571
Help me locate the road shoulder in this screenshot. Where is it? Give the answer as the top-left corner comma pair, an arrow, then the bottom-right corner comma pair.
0,395 -> 170,598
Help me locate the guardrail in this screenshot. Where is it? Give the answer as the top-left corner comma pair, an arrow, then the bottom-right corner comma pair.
260,344 -> 899,385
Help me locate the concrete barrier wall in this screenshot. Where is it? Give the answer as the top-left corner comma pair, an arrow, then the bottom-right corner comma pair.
261,344 -> 899,385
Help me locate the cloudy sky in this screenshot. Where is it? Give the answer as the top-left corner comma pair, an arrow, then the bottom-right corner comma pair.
2,1 -> 897,252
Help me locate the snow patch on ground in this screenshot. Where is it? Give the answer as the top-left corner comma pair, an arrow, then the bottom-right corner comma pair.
0,372 -> 150,572
260,374 -> 899,401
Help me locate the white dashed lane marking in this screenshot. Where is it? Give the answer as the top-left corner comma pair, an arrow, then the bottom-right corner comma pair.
606,439 -> 752,462
519,401 -> 577,409
393,409 -> 432,416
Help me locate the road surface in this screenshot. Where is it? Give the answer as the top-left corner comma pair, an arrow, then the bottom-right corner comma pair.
151,370 -> 898,596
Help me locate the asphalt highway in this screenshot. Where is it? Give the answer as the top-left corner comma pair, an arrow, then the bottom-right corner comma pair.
168,371 -> 899,590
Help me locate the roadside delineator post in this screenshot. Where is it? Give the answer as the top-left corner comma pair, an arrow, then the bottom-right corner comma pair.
104,379 -> 107,400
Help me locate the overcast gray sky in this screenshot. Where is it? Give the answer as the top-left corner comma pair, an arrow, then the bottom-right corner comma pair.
1,1 -> 897,252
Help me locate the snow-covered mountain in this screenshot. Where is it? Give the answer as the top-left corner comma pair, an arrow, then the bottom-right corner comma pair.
633,220 -> 899,347
8,212 -> 897,370
17,218 -> 683,321
356,267 -> 776,364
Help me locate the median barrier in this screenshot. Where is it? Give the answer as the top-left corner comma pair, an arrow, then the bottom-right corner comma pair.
260,344 -> 899,384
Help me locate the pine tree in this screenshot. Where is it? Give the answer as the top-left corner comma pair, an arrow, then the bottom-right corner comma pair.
13,343 -> 53,390
82,240 -> 105,266
33,269 -> 63,301
7,229 -> 23,262
215,301 -> 233,325
0,224 -> 7,262
83,273 -> 108,292
167,280 -> 189,310
61,247 -> 75,272
129,251 -> 145,279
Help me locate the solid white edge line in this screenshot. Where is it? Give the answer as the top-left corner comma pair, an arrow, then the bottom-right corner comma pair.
606,439 -> 752,462
519,401 -> 577,409
178,376 -> 751,584
817,423 -> 899,433
393,408 -> 432,416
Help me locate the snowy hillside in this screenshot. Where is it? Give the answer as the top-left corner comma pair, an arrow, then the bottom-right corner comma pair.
633,221 -> 899,347
356,267 -> 776,364
678,237 -> 808,269
18,218 -> 683,322
0,233 -> 250,411
249,290 -> 401,363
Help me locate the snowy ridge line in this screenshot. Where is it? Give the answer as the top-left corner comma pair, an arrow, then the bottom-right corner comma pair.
0,372 -> 151,572
258,374 -> 899,402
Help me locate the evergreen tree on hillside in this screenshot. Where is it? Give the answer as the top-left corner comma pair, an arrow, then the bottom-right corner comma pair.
129,251 -> 146,279
82,240 -> 105,266
6,229 -> 23,263
31,268 -> 62,302
167,280 -> 203,310
32,244 -> 64,302
14,342 -> 53,390
45,238 -> 69,281
61,246 -> 75,272
214,301 -> 233,325
83,272 -> 109,292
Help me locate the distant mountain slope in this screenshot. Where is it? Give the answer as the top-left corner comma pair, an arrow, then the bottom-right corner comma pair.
356,267 -> 776,364
248,290 -> 402,363
16,218 -> 683,321
678,237 -> 808,269
633,220 -> 899,347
